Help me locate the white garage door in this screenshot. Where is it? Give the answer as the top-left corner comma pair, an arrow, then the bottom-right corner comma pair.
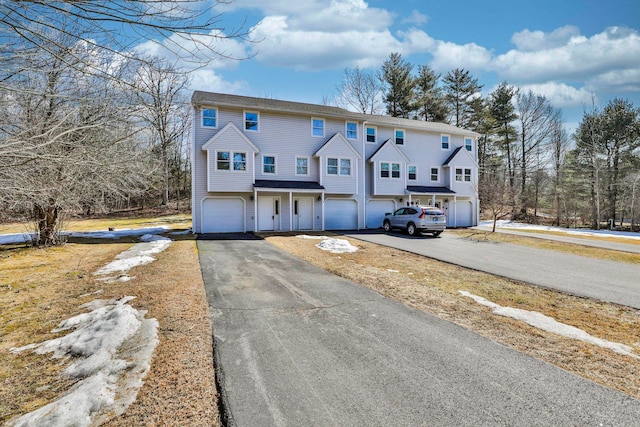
324,199 -> 358,230
456,201 -> 473,227
366,199 -> 395,229
202,198 -> 245,232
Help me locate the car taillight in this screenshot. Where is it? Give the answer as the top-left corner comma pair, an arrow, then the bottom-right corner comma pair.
418,210 -> 425,219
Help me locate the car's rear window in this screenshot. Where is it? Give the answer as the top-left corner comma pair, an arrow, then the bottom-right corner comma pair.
422,209 -> 443,215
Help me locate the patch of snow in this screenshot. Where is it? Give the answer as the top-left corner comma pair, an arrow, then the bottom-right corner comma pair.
68,226 -> 170,240
0,226 -> 172,245
169,229 -> 192,235
296,235 -> 329,240
8,297 -> 159,427
0,232 -> 35,245
459,290 -> 638,359
94,238 -> 171,279
478,220 -> 640,241
316,238 -> 358,254
387,269 -> 399,273
139,234 -> 171,242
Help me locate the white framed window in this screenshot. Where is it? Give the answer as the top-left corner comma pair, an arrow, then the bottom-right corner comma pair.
340,158 -> 351,176
296,157 -> 309,176
217,151 -> 247,171
327,158 -> 338,175
346,121 -> 358,139
380,162 -> 401,179
464,168 -> 472,182
244,111 -> 259,131
312,118 -> 325,137
430,167 -> 439,182
408,165 -> 417,180
327,157 -> 351,176
441,134 -> 450,150
465,137 -> 473,152
202,108 -> 217,128
395,129 -> 405,145
366,126 -> 377,143
455,168 -> 463,182
262,155 -> 276,174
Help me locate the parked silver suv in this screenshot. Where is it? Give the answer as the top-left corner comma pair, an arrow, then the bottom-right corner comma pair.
383,206 -> 446,236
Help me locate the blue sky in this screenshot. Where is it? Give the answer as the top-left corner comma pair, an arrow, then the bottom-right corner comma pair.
138,0 -> 640,132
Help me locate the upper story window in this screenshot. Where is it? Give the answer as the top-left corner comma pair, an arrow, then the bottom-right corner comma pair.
327,158 -> 351,176
441,134 -> 450,150
312,118 -> 325,137
346,121 -> 358,140
395,129 -> 405,145
244,111 -> 259,131
366,126 -> 376,143
217,151 -> 247,171
202,108 -> 217,128
464,168 -> 472,182
408,165 -> 417,180
465,137 -> 473,152
263,155 -> 276,174
380,162 -> 400,179
430,167 -> 439,182
296,157 -> 308,175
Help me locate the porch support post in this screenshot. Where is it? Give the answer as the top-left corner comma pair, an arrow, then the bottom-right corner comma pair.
289,191 -> 293,231
321,193 -> 325,231
431,194 -> 436,206
253,189 -> 258,231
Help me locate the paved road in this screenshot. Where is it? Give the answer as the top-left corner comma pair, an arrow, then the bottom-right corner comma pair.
198,237 -> 640,426
474,226 -> 640,254
347,231 -> 640,310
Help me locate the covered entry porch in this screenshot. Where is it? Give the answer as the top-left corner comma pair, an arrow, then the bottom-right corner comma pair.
405,186 -> 470,228
252,180 -> 324,232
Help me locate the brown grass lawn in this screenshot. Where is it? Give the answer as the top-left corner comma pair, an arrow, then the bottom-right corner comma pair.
265,233 -> 640,400
0,236 -> 219,426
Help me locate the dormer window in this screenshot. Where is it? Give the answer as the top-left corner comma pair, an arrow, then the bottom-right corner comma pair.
395,129 -> 404,145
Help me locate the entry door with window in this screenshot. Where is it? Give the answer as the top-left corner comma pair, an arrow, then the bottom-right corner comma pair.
294,197 -> 313,230
258,196 -> 281,231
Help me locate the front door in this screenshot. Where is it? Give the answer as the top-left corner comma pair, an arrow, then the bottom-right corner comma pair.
294,197 -> 313,230
258,196 -> 280,231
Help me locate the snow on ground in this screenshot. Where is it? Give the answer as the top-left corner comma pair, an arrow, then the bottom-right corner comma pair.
94,234 -> 171,282
296,234 -> 359,254
6,232 -> 173,426
478,220 -> 640,241
0,226 -> 171,245
459,290 -> 638,359
9,297 -> 159,427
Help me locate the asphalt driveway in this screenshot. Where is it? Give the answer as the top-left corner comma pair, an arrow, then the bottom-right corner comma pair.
198,237 -> 640,426
347,231 -> 640,310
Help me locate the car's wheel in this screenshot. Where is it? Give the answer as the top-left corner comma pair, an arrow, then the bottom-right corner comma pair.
407,223 -> 417,236
383,220 -> 391,232
432,231 -> 442,237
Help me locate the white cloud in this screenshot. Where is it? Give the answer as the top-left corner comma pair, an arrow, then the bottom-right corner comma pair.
403,10 -> 429,26
430,41 -> 493,73
248,15 -> 431,71
494,26 -> 640,83
518,82 -> 594,107
586,68 -> 640,93
189,69 -> 250,94
511,25 -> 581,51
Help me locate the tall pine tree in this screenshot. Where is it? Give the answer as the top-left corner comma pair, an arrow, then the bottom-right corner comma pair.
381,53 -> 415,118
443,68 -> 483,128
414,65 -> 448,122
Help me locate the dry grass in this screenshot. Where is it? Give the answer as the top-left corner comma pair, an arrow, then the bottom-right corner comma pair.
266,234 -> 640,400
0,238 -> 219,426
450,229 -> 640,265
509,228 -> 640,246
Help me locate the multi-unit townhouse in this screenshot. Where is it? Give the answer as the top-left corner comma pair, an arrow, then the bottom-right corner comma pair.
191,91 -> 480,233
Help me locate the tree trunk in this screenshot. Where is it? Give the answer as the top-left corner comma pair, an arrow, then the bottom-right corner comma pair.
33,199 -> 61,246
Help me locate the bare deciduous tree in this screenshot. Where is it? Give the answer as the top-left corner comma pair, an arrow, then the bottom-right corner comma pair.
335,66 -> 383,114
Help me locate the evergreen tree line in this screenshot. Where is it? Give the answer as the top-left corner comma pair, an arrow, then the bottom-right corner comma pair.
336,53 -> 640,230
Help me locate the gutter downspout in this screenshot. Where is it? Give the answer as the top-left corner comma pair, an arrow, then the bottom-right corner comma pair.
362,121 -> 367,229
